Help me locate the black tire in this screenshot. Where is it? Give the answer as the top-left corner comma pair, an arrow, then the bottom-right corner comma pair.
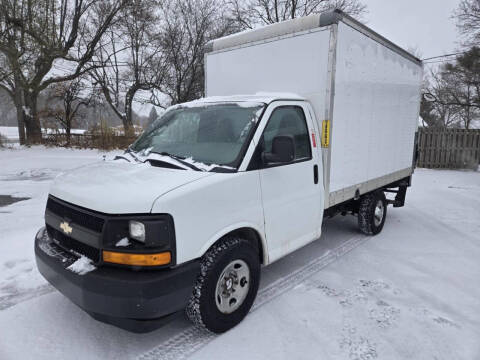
186,236 -> 260,333
358,191 -> 387,235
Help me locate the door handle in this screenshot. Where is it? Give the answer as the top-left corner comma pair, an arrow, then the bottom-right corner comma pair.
313,165 -> 318,184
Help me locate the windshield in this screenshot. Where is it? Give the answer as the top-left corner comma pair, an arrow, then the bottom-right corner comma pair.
131,102 -> 264,169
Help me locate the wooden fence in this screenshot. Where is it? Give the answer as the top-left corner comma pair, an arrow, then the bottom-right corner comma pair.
417,128 -> 480,169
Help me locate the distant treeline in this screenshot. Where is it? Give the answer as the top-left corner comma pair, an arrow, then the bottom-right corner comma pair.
0,88 -> 147,129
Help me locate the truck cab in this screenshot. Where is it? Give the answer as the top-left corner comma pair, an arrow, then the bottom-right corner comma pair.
35,95 -> 330,333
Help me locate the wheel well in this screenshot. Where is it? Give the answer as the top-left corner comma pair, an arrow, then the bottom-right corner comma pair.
218,227 -> 265,265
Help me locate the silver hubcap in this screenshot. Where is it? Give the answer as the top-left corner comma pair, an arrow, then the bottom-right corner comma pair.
215,259 -> 250,314
374,200 -> 385,227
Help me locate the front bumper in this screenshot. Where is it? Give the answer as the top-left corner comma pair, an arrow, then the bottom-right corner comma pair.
34,227 -> 199,332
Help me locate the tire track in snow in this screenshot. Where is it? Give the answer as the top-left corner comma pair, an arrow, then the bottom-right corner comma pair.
0,284 -> 54,311
138,235 -> 368,360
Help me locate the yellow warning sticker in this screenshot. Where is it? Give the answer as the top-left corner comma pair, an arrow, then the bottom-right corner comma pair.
321,120 -> 330,148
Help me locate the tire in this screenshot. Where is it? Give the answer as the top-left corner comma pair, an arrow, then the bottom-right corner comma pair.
186,236 -> 260,333
358,191 -> 387,235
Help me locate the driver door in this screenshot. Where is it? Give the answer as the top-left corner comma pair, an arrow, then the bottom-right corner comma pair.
249,101 -> 323,262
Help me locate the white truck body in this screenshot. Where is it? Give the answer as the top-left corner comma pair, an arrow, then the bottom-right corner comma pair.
36,10 -> 423,332
205,11 -> 423,208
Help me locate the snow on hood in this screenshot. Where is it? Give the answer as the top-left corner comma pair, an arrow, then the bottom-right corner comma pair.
49,160 -> 214,214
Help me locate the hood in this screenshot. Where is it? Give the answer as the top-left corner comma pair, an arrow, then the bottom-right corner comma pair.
49,160 -> 214,214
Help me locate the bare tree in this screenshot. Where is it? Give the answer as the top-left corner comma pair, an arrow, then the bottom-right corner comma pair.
228,0 -> 366,29
45,78 -> 90,144
421,76 -> 462,128
91,0 -> 166,134
455,0 -> 480,46
0,0 -> 127,143
422,48 -> 480,129
155,0 -> 237,105
147,106 -> 159,126
0,54 -> 26,143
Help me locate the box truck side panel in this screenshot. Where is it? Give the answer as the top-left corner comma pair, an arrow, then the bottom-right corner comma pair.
205,28 -> 331,120
328,22 -> 422,205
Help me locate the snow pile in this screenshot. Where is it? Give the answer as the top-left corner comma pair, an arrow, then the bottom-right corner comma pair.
1,168 -> 60,182
163,95 -> 282,112
183,157 -> 235,172
122,151 -> 236,172
0,127 -> 19,139
115,237 -> 130,247
43,128 -> 86,135
66,256 -> 96,275
0,126 -> 86,142
254,91 -> 303,100
22,106 -> 31,117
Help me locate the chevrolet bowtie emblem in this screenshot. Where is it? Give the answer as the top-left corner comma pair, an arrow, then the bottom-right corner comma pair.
60,221 -> 73,235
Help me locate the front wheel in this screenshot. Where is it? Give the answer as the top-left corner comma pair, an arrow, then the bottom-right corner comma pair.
186,236 -> 260,333
358,191 -> 387,235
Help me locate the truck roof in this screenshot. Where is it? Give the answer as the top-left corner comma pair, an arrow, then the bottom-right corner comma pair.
170,93 -> 306,110
205,9 -> 421,66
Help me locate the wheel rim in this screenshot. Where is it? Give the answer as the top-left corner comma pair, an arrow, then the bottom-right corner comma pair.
374,200 -> 384,227
215,259 -> 250,314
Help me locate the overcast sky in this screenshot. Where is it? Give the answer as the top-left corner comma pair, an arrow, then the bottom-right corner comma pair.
362,0 -> 461,59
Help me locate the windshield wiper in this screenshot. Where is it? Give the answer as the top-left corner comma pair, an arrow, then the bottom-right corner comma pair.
155,152 -> 202,171
114,155 -> 132,162
125,146 -> 141,163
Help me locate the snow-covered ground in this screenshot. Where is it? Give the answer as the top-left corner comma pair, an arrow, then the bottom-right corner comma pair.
0,147 -> 479,360
0,147 -> 119,312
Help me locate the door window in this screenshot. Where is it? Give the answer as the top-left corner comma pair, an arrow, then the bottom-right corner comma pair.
262,106 -> 312,161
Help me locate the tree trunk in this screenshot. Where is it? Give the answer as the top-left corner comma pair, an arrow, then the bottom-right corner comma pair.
124,113 -> 133,136
124,88 -> 136,136
65,104 -> 72,146
23,91 -> 42,144
11,75 -> 27,145
66,122 -> 71,146
11,88 -> 26,145
16,109 -> 26,145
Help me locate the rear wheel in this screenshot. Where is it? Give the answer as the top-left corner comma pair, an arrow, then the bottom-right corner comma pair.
358,191 -> 387,235
186,236 -> 260,333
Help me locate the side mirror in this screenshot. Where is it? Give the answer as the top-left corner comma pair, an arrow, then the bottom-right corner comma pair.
262,135 -> 296,165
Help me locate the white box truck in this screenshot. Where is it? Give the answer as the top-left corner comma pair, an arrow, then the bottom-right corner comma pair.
35,10 -> 423,333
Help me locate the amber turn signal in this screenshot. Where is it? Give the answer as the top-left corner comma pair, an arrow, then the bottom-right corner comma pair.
102,250 -> 171,266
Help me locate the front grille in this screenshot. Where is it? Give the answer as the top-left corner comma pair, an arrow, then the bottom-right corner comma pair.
47,197 -> 105,232
46,225 -> 100,263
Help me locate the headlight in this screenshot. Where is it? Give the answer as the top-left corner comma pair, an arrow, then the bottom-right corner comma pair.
102,214 -> 176,267
129,220 -> 146,243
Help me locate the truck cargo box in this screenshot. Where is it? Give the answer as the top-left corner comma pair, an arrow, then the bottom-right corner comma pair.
205,9 -> 423,208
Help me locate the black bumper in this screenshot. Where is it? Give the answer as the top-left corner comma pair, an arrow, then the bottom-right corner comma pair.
34,227 -> 199,332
